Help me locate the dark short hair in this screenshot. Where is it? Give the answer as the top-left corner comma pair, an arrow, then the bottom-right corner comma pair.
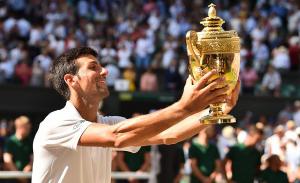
49,47 -> 98,99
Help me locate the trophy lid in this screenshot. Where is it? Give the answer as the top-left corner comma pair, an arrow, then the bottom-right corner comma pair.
200,4 -> 225,32
197,3 -> 239,40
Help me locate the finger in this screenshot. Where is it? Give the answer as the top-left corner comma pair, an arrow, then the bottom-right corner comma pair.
209,94 -> 228,104
184,75 -> 193,87
194,69 -> 218,89
189,75 -> 196,85
231,79 -> 241,99
203,77 -> 227,92
229,79 -> 241,103
206,86 -> 229,103
235,78 -> 241,93
212,85 -> 230,97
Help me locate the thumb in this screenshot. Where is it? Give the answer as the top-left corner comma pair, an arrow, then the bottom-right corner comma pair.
185,75 -> 194,86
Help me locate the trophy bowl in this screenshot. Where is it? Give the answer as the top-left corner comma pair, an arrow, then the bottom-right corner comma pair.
186,4 -> 240,124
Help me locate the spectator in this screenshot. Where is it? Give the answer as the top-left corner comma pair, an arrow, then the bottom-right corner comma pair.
140,67 -> 158,92
123,65 -> 137,91
117,146 -> 151,183
157,143 -> 185,183
164,59 -> 182,92
0,55 -> 18,83
260,64 -> 281,97
277,104 -> 294,125
4,115 -> 32,183
14,60 -> 32,86
101,41 -> 117,65
30,60 -> 44,86
105,62 -> 120,89
217,125 -> 236,160
293,100 -> 300,126
117,44 -> 132,69
0,119 -> 8,170
288,36 -> 300,71
240,60 -> 258,95
33,48 -> 53,73
134,33 -> 153,71
189,126 -> 226,183
260,155 -> 289,183
264,125 -> 286,161
224,125 -> 263,183
252,40 -> 269,73
271,46 -> 290,72
162,36 -> 177,69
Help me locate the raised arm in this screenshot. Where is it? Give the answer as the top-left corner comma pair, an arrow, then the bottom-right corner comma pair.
132,79 -> 240,146
79,70 -> 229,148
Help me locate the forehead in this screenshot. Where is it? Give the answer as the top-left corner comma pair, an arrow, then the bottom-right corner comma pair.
76,55 -> 100,67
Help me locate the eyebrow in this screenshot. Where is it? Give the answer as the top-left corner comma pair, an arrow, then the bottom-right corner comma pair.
88,61 -> 100,65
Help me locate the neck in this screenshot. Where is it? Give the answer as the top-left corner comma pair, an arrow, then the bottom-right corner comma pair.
70,95 -> 100,122
244,138 -> 255,147
270,165 -> 279,172
15,132 -> 24,140
198,134 -> 208,145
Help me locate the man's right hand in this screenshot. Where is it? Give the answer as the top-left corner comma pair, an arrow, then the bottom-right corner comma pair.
178,70 -> 229,115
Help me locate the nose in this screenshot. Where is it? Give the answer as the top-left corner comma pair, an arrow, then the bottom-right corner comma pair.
100,67 -> 108,77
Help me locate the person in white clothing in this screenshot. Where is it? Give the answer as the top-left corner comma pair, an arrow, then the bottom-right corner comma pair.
32,47 -> 240,183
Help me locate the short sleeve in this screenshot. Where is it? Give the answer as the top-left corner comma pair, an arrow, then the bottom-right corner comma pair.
188,143 -> 198,159
226,146 -> 234,160
43,118 -> 92,150
212,145 -> 221,159
4,137 -> 14,154
178,146 -> 185,164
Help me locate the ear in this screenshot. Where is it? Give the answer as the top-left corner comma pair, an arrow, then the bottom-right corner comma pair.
64,74 -> 78,87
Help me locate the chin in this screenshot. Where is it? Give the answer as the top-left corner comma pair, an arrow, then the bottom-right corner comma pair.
103,90 -> 110,98
99,88 -> 110,99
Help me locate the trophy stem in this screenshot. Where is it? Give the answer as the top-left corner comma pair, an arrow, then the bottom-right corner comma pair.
200,103 -> 236,124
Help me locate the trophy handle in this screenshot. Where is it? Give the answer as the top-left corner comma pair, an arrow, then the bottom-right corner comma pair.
186,31 -> 202,79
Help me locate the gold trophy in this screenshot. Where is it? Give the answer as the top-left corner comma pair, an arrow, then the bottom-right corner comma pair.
186,4 -> 240,124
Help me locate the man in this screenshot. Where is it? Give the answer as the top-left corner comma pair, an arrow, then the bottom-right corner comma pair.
117,146 -> 151,183
32,47 -> 240,183
189,126 -> 225,183
260,154 -> 289,183
4,115 -> 33,183
157,142 -> 185,183
224,125 -> 263,183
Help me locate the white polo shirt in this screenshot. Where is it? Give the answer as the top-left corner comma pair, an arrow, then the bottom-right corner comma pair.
32,101 -> 139,183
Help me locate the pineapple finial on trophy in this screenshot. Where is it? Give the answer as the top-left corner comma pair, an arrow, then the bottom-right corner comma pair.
208,3 -> 216,18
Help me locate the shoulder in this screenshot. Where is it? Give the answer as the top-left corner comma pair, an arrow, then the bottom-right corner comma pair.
209,142 -> 218,148
37,108 -> 86,135
209,143 -> 219,151
98,115 -> 126,125
39,110 -> 66,128
5,135 -> 15,144
228,144 -> 240,152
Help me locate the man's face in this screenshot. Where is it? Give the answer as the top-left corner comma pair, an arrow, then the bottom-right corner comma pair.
74,55 -> 109,100
248,133 -> 262,145
18,123 -> 31,138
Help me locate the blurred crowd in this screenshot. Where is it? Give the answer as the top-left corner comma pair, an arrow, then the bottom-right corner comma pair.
0,0 -> 299,95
